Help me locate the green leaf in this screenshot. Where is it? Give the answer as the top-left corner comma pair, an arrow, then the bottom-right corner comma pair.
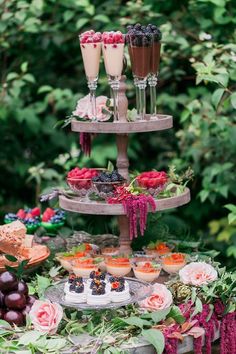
93,14 -> 110,23
120,316 -> 151,329
191,297 -> 203,318
4,254 -> 18,263
23,73 -> 35,83
107,161 -> 114,172
38,85 -> 53,94
167,306 -> 185,324
230,92 -> 236,109
149,308 -> 171,323
225,204 -> 236,213
37,275 -> 51,298
21,62 -> 28,73
228,213 -> 236,225
76,18 -> 89,30
6,72 -> 19,81
18,331 -> 43,345
142,329 -> 165,354
212,88 -> 224,108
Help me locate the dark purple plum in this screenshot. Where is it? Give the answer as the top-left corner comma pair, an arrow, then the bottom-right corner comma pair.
17,281 -> 28,296
5,292 -> 26,310
0,290 -> 5,307
22,304 -> 32,316
4,310 -> 24,326
0,271 -> 18,293
0,308 -> 5,319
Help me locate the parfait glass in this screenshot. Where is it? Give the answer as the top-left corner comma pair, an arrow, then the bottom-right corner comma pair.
148,35 -> 161,118
79,32 -> 102,121
102,32 -> 125,121
127,33 -> 152,120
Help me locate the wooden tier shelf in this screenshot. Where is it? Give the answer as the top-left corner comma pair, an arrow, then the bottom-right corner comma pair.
59,188 -> 190,215
71,114 -> 173,134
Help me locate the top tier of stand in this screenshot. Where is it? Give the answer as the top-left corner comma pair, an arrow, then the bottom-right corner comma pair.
71,114 -> 173,134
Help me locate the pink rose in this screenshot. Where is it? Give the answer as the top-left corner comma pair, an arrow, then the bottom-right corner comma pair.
179,262 -> 217,286
73,95 -> 111,121
139,284 -> 173,311
29,300 -> 63,335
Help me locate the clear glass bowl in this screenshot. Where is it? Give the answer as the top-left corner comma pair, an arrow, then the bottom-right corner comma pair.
133,261 -> 162,282
92,180 -> 125,199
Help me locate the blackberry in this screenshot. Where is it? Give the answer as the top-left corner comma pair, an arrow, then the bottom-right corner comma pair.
68,274 -> 76,283
90,271 -> 96,279
126,25 -> 133,31
100,272 -> 106,280
109,276 -> 116,283
134,23 -> 141,30
75,284 -> 84,293
75,277 -> 83,283
92,176 -> 100,182
69,283 -> 76,292
116,284 -> 125,292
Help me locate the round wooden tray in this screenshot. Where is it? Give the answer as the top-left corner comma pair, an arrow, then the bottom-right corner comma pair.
0,244 -> 50,273
71,115 -> 173,134
59,188 -> 190,215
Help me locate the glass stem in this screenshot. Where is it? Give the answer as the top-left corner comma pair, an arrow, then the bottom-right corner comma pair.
148,74 -> 158,117
134,78 -> 140,119
137,79 -> 147,120
111,80 -> 120,121
88,79 -> 98,121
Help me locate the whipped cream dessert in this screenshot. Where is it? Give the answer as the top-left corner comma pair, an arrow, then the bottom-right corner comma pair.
110,277 -> 130,303
64,275 -> 87,303
80,30 -> 102,80
102,31 -> 125,78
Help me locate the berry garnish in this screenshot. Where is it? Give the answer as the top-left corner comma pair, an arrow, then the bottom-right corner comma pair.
102,31 -> 124,45
80,30 -> 102,44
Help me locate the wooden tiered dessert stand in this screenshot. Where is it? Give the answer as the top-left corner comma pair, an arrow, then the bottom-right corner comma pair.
59,77 -> 191,253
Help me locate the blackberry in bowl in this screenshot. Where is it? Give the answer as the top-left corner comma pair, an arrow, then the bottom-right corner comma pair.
92,170 -> 126,198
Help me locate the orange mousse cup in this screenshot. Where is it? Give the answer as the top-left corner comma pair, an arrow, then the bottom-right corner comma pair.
57,252 -> 87,272
161,253 -> 186,274
105,257 -> 131,277
133,261 -> 161,282
155,242 -> 172,256
72,258 -> 98,278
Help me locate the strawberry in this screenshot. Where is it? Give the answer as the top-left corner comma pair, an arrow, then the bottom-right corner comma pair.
31,207 -> 40,217
42,214 -> 50,222
16,209 -> 26,219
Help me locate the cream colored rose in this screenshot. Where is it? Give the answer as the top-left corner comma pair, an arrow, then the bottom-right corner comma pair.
139,284 -> 173,311
179,262 -> 217,286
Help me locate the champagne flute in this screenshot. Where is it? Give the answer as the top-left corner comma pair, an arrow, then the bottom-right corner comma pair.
127,33 -> 152,120
148,28 -> 162,118
102,31 -> 125,121
79,30 -> 102,121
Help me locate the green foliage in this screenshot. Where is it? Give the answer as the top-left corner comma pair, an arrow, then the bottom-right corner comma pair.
0,0 -> 235,264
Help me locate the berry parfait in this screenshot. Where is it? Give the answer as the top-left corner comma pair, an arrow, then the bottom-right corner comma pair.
67,167 -> 105,197
41,208 -> 65,231
136,171 -> 168,197
92,170 -> 126,199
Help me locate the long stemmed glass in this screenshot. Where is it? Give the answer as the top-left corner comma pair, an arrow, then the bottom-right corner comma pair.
79,31 -> 102,121
102,32 -> 125,121
148,34 -> 161,118
127,33 -> 152,120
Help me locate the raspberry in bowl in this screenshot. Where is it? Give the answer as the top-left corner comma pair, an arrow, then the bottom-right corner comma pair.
105,257 -> 131,277
136,171 -> 168,197
161,253 -> 187,274
67,167 -> 104,197
133,261 -> 161,282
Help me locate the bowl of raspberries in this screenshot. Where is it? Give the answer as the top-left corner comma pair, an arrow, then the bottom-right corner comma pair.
4,207 -> 41,233
41,208 -> 66,231
67,167 -> 105,197
136,171 -> 168,197
92,170 -> 125,198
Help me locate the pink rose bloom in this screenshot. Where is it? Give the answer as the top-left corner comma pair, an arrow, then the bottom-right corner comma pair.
72,94 -> 90,118
179,262 -> 217,286
73,95 -> 111,121
139,284 -> 173,311
29,300 -> 63,335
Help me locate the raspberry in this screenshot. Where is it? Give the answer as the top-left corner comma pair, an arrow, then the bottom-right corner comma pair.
31,207 -> 40,217
16,209 -> 26,219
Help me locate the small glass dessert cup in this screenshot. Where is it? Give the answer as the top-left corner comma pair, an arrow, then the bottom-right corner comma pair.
161,253 -> 187,274
133,261 -> 161,282
79,30 -> 102,121
143,242 -> 174,258
126,33 -> 152,120
72,258 -> 98,278
148,32 -> 162,118
130,253 -> 156,264
102,31 -> 125,121
136,171 -> 168,197
56,251 -> 87,272
105,257 -> 131,277
92,180 -> 125,199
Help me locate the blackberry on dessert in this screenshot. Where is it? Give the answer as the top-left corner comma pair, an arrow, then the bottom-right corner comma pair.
75,283 -> 84,293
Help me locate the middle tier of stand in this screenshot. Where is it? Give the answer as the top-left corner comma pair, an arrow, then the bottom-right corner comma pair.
71,114 -> 173,134
59,188 -> 190,215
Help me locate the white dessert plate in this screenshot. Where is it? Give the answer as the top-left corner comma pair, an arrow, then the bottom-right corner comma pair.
45,277 -> 153,310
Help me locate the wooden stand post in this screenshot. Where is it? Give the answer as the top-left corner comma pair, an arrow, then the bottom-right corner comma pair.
118,215 -> 132,254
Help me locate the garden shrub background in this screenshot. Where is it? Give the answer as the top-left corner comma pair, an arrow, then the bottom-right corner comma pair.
0,0 -> 235,267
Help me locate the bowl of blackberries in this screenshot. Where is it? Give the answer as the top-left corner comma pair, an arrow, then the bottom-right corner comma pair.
92,170 -> 126,198
0,271 -> 37,326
